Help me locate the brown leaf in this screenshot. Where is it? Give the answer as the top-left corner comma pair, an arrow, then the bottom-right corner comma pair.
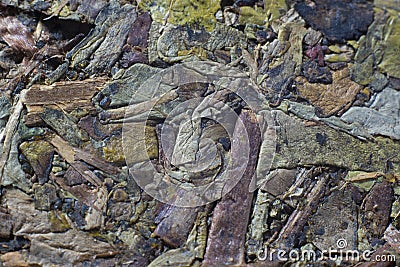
295,67 -> 363,117
203,110 -> 261,266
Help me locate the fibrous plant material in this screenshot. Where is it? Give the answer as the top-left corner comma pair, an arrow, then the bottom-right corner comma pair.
295,0 -> 374,42
203,110 -> 261,266
23,79 -> 106,126
295,67 -> 363,117
1,0 -> 400,266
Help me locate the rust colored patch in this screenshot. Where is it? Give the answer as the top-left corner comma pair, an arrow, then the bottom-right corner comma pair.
296,67 -> 362,117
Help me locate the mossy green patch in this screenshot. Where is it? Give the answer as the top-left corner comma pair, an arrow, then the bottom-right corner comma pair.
345,171 -> 379,191
378,14 -> 400,78
140,0 -> 286,31
264,0 -> 287,20
49,211 -> 71,232
140,0 -> 220,31
239,6 -> 269,26
238,0 -> 287,26
50,0 -> 71,17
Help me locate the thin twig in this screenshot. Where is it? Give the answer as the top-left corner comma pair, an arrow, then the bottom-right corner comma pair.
0,90 -> 26,184
159,0 -> 175,33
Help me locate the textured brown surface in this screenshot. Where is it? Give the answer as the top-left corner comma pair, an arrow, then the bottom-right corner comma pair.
0,0 -> 399,266
203,110 -> 261,266
296,67 -> 363,116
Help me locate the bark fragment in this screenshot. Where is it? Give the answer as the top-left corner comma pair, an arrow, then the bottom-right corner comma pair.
0,209 -> 13,239
23,79 -> 105,127
203,109 -> 261,266
153,204 -> 202,248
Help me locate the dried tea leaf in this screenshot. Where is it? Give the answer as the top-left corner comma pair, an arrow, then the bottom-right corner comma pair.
33,183 -> 58,211
359,181 -> 393,250
308,186 -> 358,251
272,110 -> 400,173
27,230 -> 115,266
295,0 -> 374,42
295,67 -> 362,117
341,88 -> 400,140
203,110 -> 260,266
155,23 -> 245,63
300,60 -> 332,84
153,204 -> 201,248
246,190 -> 272,257
20,140 -> 54,184
121,124 -> 159,164
378,14 -> 400,79
238,0 -> 287,26
126,12 -> 152,48
1,130 -> 31,192
140,0 -> 220,31
66,2 -> 137,74
95,64 -> 160,108
0,210 -> 13,239
3,189 -> 57,235
0,251 -> 30,267
351,9 -> 388,89
148,248 -> 195,267
40,107 -> 89,147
